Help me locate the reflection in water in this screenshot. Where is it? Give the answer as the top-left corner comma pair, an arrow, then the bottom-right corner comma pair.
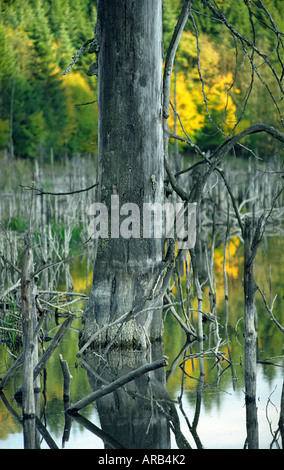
0,237 -> 283,449
0,317 -> 283,449
65,339 -> 209,450
245,398 -> 259,449
79,343 -> 172,449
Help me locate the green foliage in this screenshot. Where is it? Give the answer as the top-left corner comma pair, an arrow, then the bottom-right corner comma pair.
1,304 -> 22,352
0,157 -> 34,189
163,0 -> 181,53
0,119 -> 9,148
0,0 -> 97,160
5,215 -> 28,232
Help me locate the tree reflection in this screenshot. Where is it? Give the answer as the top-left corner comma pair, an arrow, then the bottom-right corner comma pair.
78,343 -> 171,449
68,339 -> 207,449
245,398 -> 259,449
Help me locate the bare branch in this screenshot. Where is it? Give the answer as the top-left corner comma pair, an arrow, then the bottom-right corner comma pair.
256,1 -> 284,80
211,123 -> 284,160
257,288 -> 284,334
19,182 -> 98,197
216,168 -> 244,236
1,255 -> 21,275
163,1 -> 192,119
33,256 -> 74,278
169,101 -> 205,158
201,0 -> 284,97
164,155 -> 189,202
0,278 -> 21,300
75,100 -> 97,107
189,7 -> 225,136
164,293 -> 197,339
65,357 -> 169,413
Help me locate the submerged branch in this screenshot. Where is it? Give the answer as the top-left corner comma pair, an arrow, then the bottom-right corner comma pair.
65,356 -> 168,413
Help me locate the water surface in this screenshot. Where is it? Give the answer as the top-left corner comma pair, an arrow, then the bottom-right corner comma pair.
0,236 -> 283,449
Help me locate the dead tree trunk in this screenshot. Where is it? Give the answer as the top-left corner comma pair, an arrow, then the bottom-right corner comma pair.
279,380 -> 284,448
243,217 -> 263,449
243,218 -> 258,403
80,0 -> 164,350
21,231 -> 38,448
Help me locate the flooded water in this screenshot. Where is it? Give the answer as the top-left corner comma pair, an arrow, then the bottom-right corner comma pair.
0,236 -> 283,449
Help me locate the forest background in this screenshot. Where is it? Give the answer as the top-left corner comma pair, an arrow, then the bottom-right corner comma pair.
0,0 -> 283,175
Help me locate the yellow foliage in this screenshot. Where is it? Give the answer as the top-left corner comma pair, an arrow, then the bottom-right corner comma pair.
50,63 -> 62,77
176,31 -> 198,74
63,71 -> 94,95
198,34 -> 221,85
72,270 -> 92,293
169,71 -> 205,139
205,72 -> 238,133
6,26 -> 35,76
61,71 -> 98,150
169,68 -> 239,144
214,236 -> 242,279
168,29 -> 240,145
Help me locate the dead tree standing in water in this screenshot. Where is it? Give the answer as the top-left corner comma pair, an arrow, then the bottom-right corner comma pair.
21,231 -> 39,448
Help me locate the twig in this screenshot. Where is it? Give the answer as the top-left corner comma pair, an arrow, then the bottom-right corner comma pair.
164,293 -> 197,339
257,287 -> 284,334
217,168 -> 244,236
164,156 -> 189,202
169,101 -> 205,159
1,255 -> 21,275
19,182 -> 98,197
33,256 -> 74,278
40,296 -> 87,310
38,290 -> 88,297
62,38 -> 94,75
201,0 -> 284,97
211,123 -> 284,161
0,278 -> 21,299
75,100 -> 97,107
0,326 -> 22,334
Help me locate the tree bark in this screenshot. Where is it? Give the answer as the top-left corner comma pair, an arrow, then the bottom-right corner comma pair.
80,0 -> 164,350
21,231 -> 38,448
243,217 -> 260,449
